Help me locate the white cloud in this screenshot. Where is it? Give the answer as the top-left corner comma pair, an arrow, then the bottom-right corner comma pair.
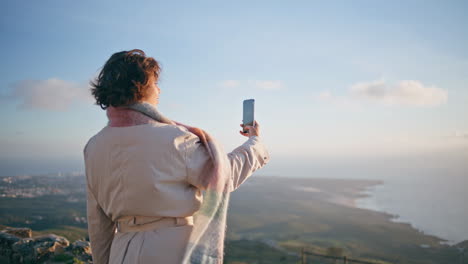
315,90 -> 361,110
350,80 -> 447,106
219,80 -> 240,88
453,131 -> 468,139
219,79 -> 283,91
2,78 -> 94,111
318,91 -> 333,100
251,80 -> 283,90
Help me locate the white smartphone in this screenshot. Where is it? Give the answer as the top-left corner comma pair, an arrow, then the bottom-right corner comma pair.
242,99 -> 255,133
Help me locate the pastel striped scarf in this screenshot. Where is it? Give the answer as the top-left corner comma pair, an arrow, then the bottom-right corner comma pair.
123,102 -> 232,264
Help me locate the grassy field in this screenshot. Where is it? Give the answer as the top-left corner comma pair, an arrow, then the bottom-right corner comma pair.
0,195 -> 87,231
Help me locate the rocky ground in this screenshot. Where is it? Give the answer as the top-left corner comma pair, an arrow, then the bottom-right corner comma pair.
0,227 -> 91,264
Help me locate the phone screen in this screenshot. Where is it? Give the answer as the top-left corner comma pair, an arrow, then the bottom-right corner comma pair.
243,99 -> 255,128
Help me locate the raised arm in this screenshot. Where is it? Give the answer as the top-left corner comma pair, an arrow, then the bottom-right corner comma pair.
226,135 -> 270,190
185,121 -> 269,191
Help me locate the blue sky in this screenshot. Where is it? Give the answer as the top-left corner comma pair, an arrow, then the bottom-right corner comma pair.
0,0 -> 467,176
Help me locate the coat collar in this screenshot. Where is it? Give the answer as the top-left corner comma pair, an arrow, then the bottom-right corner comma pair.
106,106 -> 157,127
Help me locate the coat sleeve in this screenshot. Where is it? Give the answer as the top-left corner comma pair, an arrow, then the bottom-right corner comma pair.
226,136 -> 270,190
84,145 -> 116,264
185,135 -> 270,191
86,187 -> 116,264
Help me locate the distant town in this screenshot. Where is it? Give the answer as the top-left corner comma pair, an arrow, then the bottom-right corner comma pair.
0,172 -> 85,199
0,173 -> 88,227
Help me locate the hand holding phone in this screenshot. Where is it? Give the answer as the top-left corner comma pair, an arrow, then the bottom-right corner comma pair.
239,121 -> 260,138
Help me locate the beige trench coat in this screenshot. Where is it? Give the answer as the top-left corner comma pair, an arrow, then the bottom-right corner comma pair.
83,122 -> 270,264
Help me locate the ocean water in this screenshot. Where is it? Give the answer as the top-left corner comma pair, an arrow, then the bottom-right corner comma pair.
356,167 -> 468,244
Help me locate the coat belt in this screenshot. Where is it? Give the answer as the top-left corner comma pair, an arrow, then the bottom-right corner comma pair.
115,216 -> 194,233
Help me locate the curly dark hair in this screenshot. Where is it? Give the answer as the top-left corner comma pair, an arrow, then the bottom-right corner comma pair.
90,49 -> 161,109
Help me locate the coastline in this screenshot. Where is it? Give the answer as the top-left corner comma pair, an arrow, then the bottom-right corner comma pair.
352,181 -> 463,246
293,178 -> 384,209
228,176 -> 465,263
264,176 -> 456,246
